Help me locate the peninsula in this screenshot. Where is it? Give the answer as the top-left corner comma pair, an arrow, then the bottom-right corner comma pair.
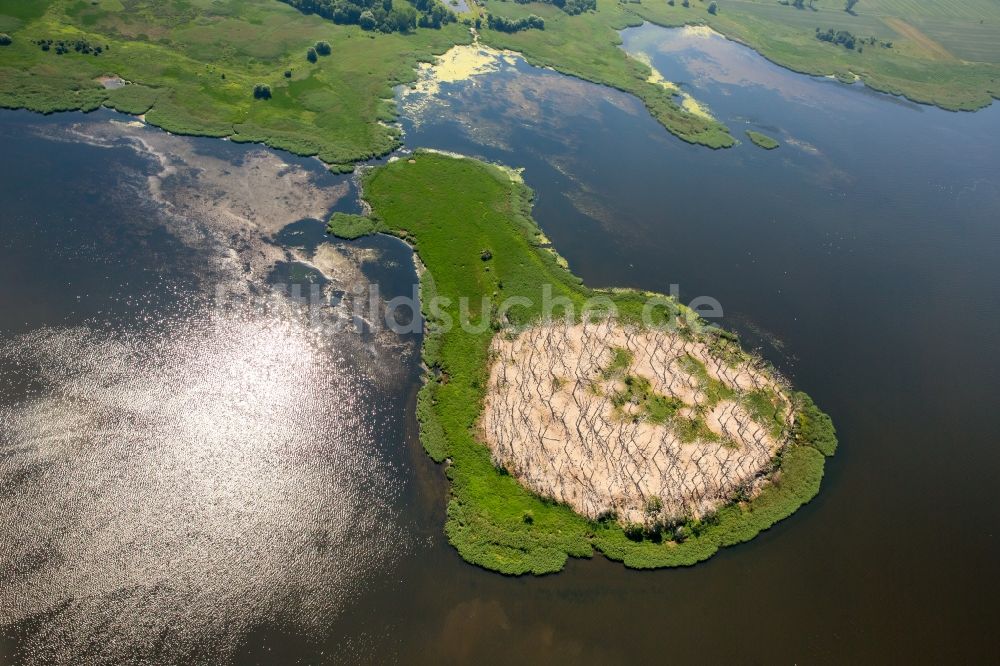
354,152 -> 837,573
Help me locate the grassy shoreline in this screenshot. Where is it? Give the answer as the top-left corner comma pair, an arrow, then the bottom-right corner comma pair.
361,151 -> 837,574
478,0 -> 735,148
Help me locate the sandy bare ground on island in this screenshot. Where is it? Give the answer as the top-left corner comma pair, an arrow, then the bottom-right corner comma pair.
480,320 -> 793,526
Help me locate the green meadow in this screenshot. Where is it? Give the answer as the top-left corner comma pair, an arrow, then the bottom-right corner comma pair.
361,152 -> 837,574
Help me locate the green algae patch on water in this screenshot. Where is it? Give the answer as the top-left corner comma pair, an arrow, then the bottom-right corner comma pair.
362,151 -> 837,575
746,130 -> 779,150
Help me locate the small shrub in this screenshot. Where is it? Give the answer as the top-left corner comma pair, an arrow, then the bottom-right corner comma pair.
284,69 -> 292,78
252,83 -> 272,100
707,1 -> 718,14
306,47 -> 317,63
315,41 -> 331,56
624,522 -> 645,541
0,34 -> 12,47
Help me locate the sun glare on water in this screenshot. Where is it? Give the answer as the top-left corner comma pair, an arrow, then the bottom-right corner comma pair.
0,304 -> 404,663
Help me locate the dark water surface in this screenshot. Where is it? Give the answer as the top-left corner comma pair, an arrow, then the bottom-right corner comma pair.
1,21 -> 999,664
391,25 -> 1000,663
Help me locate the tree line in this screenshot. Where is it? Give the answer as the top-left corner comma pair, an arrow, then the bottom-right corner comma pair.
279,0 -> 456,33
815,27 -> 892,51
781,0 -> 864,12
485,13 -> 545,32
510,0 -> 595,16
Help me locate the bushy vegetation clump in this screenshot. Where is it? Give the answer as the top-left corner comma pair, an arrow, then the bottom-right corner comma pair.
326,212 -> 383,239
815,28 -> 858,50
486,13 -> 544,33
0,34 -> 12,47
792,392 -> 838,457
280,0 -> 456,32
33,37 -> 105,56
510,0 -> 595,15
815,28 -> 892,51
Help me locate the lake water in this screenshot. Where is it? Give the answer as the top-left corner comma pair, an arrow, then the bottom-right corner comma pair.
2,22 -> 999,663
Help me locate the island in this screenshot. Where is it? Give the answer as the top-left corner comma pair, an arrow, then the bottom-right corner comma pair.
359,152 -> 837,573
746,130 -> 780,149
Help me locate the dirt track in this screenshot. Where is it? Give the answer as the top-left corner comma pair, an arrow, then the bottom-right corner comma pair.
883,18 -> 958,62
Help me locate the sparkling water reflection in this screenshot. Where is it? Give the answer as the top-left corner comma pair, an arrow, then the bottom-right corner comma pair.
1,308 -> 402,662
0,111 -> 418,664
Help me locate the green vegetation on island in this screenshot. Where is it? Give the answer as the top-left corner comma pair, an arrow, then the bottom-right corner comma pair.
746,130 -> 779,149
326,211 -> 384,239
485,12 -> 545,33
599,347 -> 686,426
360,152 -> 837,574
278,0 -> 458,32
